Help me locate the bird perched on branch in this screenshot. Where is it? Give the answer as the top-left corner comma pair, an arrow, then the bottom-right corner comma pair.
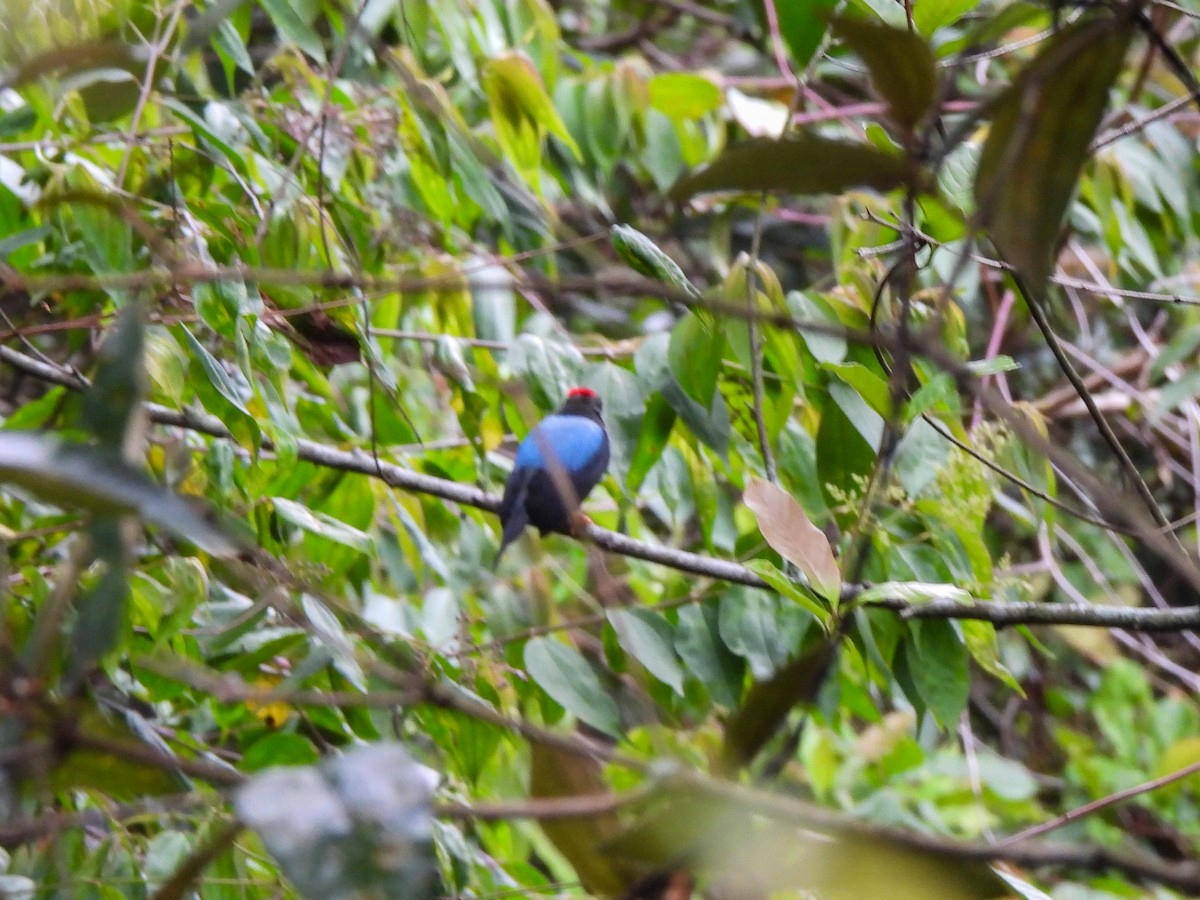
495,387 -> 610,566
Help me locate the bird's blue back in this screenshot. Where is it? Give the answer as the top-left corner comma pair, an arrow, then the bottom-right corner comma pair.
515,415 -> 605,472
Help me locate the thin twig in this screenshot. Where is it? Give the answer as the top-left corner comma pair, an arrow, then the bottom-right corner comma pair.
999,757 -> 1200,846
1014,272 -> 1172,530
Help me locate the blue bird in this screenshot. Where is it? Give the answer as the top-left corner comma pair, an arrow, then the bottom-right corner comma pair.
495,387 -> 610,566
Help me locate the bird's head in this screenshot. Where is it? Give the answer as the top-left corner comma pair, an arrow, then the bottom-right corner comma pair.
560,386 -> 603,418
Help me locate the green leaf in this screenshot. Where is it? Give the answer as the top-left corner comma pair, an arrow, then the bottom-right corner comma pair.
258,0 -> 327,62
470,260 -> 517,345
833,16 -> 937,132
964,355 -> 1019,377
625,392 -> 675,492
241,732 -> 320,772
483,52 -> 581,175
974,13 -> 1133,292
83,305 -> 144,448
585,361 -> 644,485
674,604 -> 744,707
773,0 -> 840,66
789,291 -> 847,364
909,619 -> 969,727
668,312 -> 723,406
0,432 -> 239,555
961,620 -> 1022,693
745,559 -> 831,627
611,224 -> 700,297
68,518 -> 129,676
178,325 -> 252,417
648,73 -> 722,120
857,581 -> 974,605
672,134 -> 911,202
640,330 -> 729,458
816,382 -> 880,514
823,361 -> 893,419
608,608 -> 684,695
524,637 -> 622,738
272,497 -> 373,552
912,0 -> 981,36
1150,324 -> 1200,381
145,831 -> 193,892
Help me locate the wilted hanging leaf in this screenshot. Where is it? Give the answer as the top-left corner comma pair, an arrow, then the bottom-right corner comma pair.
744,478 -> 840,602
671,133 -> 911,202
720,637 -> 836,772
974,13 -> 1134,292
832,16 -> 937,134
0,432 -> 239,556
529,739 -> 643,896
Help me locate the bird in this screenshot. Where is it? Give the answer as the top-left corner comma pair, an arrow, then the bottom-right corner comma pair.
495,387 -> 610,566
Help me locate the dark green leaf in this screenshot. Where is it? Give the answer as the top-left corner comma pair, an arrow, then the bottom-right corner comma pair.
833,16 -> 937,132
909,619 -> 969,727
974,13 -> 1133,291
672,134 -> 911,202
68,518 -> 129,675
668,312 -> 723,406
772,0 -> 840,66
608,608 -> 684,695
524,637 -> 622,737
625,392 -> 675,492
674,604 -> 744,707
83,305 -> 144,448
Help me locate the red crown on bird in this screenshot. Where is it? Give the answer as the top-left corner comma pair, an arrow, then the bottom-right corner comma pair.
567,387 -> 598,399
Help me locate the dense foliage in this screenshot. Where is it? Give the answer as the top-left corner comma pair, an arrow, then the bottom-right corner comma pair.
1,0 -> 1199,896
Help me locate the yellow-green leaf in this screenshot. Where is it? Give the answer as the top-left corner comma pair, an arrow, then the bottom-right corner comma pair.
483,52 -> 581,171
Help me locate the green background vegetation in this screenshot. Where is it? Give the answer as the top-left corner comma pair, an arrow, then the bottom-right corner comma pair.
1,0 -> 1199,896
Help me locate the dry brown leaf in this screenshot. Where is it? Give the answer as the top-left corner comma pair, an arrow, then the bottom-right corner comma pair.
743,478 -> 840,602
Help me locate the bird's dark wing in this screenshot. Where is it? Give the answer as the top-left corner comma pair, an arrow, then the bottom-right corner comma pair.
495,465 -> 534,567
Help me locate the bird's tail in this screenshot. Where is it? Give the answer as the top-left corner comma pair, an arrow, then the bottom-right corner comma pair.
493,507 -> 529,570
